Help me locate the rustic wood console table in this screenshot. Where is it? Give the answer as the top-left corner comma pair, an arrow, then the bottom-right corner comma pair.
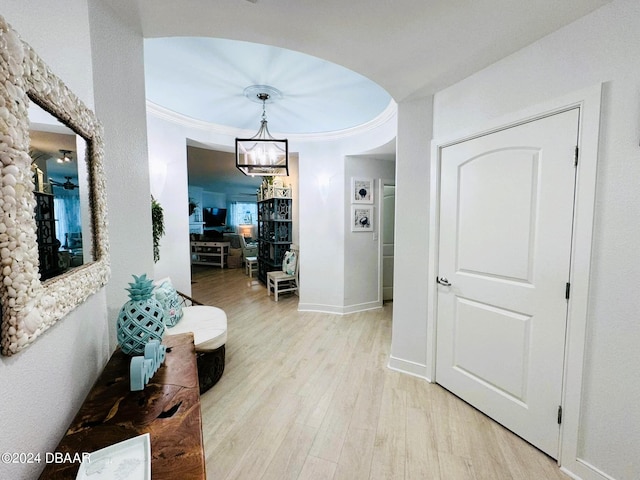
39,333 -> 205,479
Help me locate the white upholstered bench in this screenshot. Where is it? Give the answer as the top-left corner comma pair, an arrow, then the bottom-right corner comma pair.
165,291 -> 228,393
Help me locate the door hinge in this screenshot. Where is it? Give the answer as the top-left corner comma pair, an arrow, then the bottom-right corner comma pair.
565,282 -> 571,300
574,146 -> 579,167
557,405 -> 563,425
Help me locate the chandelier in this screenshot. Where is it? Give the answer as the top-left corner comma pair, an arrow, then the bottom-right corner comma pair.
57,149 -> 73,163
235,90 -> 289,176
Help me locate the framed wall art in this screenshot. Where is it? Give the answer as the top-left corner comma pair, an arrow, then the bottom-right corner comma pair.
352,178 -> 373,204
351,205 -> 374,232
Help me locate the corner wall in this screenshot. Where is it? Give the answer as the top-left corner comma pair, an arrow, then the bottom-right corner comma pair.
390,96 -> 433,378
297,144 -> 346,311
343,156 -> 395,312
296,120 -> 397,313
88,0 -> 155,346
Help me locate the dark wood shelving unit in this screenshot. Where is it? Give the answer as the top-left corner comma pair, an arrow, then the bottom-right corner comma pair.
257,195 -> 292,284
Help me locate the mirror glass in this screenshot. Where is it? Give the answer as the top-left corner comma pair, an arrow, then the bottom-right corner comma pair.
28,102 -> 93,280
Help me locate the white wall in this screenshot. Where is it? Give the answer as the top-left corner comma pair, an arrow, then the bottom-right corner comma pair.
88,0 -> 155,346
146,114 -> 191,293
0,2 -> 111,479
390,96 -> 433,378
343,156 -> 395,312
392,1 -> 640,478
297,144 -> 346,311
295,122 -> 396,313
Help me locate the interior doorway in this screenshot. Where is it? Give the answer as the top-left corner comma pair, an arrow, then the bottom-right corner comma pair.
380,181 -> 395,303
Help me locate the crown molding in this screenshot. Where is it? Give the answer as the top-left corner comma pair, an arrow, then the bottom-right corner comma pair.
146,100 -> 397,143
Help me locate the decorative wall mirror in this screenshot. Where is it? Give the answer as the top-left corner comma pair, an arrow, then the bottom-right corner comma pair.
0,17 -> 110,355
29,103 -> 94,280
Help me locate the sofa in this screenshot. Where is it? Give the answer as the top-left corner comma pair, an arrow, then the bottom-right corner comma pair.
223,233 -> 258,264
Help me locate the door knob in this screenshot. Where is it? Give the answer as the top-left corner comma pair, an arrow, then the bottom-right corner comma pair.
437,276 -> 451,286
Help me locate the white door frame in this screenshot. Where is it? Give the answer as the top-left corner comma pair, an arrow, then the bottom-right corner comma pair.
378,178 -> 396,304
427,85 -> 602,474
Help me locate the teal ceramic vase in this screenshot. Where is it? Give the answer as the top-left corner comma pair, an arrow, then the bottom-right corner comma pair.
116,274 -> 165,355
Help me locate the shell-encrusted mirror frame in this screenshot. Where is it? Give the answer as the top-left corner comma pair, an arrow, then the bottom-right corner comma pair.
0,17 -> 110,355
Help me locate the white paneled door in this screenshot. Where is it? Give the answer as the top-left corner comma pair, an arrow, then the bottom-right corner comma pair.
435,108 -> 580,458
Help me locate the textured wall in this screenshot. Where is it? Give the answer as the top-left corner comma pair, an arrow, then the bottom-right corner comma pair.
87,0 -> 155,348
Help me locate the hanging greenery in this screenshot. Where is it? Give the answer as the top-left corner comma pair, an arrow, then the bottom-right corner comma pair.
188,197 -> 198,216
151,196 -> 165,263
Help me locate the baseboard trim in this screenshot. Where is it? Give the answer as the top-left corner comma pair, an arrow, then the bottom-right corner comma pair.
343,301 -> 382,314
297,303 -> 345,315
560,458 -> 618,480
298,301 -> 382,315
388,355 -> 431,382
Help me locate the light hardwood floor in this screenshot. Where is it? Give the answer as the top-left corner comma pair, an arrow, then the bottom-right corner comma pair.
192,265 -> 568,480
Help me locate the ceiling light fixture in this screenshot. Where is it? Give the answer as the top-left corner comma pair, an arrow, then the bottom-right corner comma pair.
236,90 -> 288,176
57,149 -> 73,163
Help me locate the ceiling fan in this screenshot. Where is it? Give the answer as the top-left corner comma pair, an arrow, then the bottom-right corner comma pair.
49,176 -> 79,190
